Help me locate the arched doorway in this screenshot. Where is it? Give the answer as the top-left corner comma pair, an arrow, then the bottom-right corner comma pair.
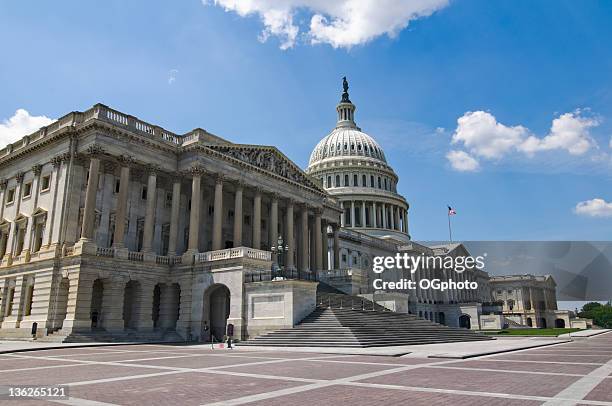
555,319 -> 565,328
204,284 -> 230,342
152,285 -> 161,329
90,279 -> 104,328
540,318 -> 547,328
459,314 -> 471,329
50,277 -> 69,331
123,280 -> 141,329
438,312 -> 446,325
526,317 -> 533,327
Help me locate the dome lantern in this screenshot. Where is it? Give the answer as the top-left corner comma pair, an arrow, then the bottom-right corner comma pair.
336,76 -> 357,129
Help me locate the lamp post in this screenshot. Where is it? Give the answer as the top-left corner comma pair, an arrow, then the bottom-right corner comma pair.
270,235 -> 289,277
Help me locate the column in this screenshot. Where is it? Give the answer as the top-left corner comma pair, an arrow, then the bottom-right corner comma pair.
167,178 -> 181,256
300,206 -> 308,271
101,277 -> 126,332
141,168 -> 157,253
372,202 -> 377,227
350,201 -> 355,227
187,168 -> 203,253
382,203 -> 387,229
529,287 -> 534,311
404,209 -> 409,235
270,195 -> 278,264
80,152 -> 101,241
362,201 -> 367,228
252,190 -> 262,249
322,220 -> 329,270
340,201 -> 345,227
285,201 -> 294,269
113,158 -> 131,248
212,176 -> 223,250
314,210 -> 322,271
390,205 -> 395,230
332,224 -> 340,269
309,217 -> 316,269
233,183 -> 243,247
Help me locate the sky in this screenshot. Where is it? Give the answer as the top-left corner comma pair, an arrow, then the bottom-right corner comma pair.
1,0 -> 611,241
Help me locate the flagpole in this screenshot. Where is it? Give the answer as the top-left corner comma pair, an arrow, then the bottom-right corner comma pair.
448,212 -> 453,243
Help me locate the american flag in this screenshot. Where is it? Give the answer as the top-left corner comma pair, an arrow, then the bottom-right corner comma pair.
448,206 -> 457,216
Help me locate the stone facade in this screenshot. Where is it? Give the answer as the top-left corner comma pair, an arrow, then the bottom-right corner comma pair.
489,274 -> 574,329
0,103 -> 341,341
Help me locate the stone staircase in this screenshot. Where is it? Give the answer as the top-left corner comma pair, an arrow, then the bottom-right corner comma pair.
240,283 -> 493,348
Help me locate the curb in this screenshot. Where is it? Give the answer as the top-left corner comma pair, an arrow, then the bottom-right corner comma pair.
427,339 -> 572,359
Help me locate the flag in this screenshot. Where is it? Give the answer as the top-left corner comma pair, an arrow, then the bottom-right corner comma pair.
448,206 -> 456,215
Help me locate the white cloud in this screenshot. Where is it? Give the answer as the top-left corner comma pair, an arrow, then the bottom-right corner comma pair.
448,109 -> 600,171
0,109 -> 55,148
451,111 -> 529,159
446,150 -> 480,172
574,198 -> 612,218
519,111 -> 598,156
206,0 -> 449,49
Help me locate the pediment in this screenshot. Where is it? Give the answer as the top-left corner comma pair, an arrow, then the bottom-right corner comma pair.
209,144 -> 324,192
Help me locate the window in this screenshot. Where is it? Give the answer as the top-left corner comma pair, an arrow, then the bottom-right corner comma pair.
341,254 -> 347,262
362,174 -> 366,186
244,215 -> 251,225
6,188 -> 15,204
141,185 -> 148,200
384,178 -> 388,190
165,191 -> 173,208
353,174 -> 358,186
344,174 -> 349,186
114,179 -> 120,194
228,210 -> 234,221
208,205 -> 214,215
497,290 -> 502,295
327,176 -> 331,188
335,175 -> 340,187
370,175 -> 374,187
23,182 -> 32,198
41,175 -> 51,191
377,177 -> 381,189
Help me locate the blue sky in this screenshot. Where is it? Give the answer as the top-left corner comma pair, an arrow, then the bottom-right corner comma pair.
1,0 -> 611,240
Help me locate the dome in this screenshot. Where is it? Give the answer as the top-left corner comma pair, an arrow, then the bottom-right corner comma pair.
308,127 -> 387,166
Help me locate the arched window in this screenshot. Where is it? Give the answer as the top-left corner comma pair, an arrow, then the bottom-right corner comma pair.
335,175 -> 340,187
377,177 -> 381,189
344,174 -> 349,186
362,174 -> 367,186
327,176 -> 332,188
370,175 -> 375,187
353,174 -> 358,186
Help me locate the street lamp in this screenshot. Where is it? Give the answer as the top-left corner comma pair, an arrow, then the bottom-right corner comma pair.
270,235 -> 289,276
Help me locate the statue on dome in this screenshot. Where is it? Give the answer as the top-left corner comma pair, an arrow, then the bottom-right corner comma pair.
341,76 -> 351,103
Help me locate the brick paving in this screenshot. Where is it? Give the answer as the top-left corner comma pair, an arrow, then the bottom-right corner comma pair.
0,331 -> 609,405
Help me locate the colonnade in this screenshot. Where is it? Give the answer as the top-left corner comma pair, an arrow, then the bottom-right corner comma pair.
339,200 -> 408,233
80,151 -> 341,272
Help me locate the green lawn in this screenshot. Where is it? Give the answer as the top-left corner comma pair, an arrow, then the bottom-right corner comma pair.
482,328 -> 582,336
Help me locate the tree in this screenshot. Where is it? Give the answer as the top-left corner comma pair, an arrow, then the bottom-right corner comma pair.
580,302 -> 612,328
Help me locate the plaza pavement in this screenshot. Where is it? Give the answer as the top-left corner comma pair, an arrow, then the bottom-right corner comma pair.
0,331 -> 610,405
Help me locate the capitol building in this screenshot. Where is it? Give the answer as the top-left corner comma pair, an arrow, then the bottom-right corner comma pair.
0,81 -> 581,344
